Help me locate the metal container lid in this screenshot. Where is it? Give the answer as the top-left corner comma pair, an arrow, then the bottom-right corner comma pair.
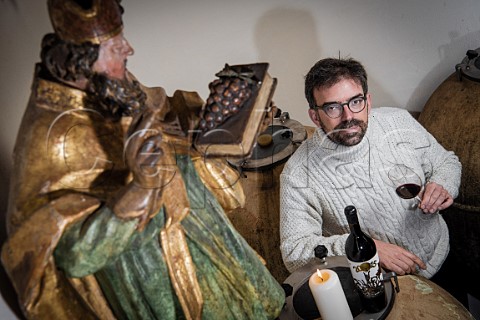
456,47 -> 480,82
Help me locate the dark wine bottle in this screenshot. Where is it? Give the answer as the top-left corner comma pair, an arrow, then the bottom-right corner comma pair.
344,205 -> 387,313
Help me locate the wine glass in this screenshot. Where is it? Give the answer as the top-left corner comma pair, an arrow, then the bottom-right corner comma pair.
388,164 -> 429,219
388,164 -> 422,200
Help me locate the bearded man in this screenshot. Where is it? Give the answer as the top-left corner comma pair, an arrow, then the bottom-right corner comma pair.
1,0 -> 285,319
279,57 -> 463,302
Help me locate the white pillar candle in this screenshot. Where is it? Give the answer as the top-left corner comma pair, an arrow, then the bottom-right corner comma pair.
308,268 -> 353,320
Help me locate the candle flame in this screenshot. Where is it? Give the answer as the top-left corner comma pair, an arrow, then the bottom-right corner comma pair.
316,269 -> 324,281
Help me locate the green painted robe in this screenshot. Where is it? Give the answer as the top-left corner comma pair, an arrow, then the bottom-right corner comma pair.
55,154 -> 285,319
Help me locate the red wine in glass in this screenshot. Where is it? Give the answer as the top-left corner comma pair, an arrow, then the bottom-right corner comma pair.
389,165 -> 432,219
395,183 -> 422,199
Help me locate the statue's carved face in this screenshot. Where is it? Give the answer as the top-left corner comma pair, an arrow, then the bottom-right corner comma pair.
86,31 -> 145,118
92,32 -> 133,80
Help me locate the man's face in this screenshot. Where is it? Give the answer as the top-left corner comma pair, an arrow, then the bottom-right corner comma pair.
92,32 -> 133,80
308,78 -> 371,146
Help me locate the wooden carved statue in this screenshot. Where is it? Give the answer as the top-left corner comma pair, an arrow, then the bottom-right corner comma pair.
1,0 -> 285,319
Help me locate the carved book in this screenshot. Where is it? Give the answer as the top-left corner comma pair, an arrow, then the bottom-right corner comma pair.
194,63 -> 277,158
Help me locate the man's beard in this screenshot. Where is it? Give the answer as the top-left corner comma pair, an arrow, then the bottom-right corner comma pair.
326,118 -> 368,146
86,73 -> 147,119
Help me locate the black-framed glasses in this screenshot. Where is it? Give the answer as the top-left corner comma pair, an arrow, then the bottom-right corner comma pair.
315,94 -> 367,119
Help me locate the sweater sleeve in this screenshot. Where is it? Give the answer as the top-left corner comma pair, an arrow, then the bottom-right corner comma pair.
415,124 -> 461,199
279,166 -> 349,273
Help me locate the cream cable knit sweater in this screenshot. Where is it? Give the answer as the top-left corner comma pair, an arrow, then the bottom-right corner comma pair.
279,107 -> 461,278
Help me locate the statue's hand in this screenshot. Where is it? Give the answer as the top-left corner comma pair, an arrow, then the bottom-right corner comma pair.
124,105 -> 171,188
109,180 -> 158,223
129,135 -> 166,189
110,108 -> 165,226
110,133 -> 167,226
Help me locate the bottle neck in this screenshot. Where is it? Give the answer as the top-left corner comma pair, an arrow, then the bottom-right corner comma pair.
348,221 -> 363,236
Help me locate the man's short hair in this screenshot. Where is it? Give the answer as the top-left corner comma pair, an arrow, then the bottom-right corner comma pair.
305,58 -> 368,109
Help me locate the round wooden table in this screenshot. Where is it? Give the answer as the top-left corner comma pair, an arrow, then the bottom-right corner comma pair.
279,257 -> 474,320
388,275 -> 473,319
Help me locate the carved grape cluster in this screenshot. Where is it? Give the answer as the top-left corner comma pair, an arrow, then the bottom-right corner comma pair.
198,76 -> 252,131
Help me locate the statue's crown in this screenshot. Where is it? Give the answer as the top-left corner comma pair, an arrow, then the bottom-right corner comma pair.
48,0 -> 123,44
